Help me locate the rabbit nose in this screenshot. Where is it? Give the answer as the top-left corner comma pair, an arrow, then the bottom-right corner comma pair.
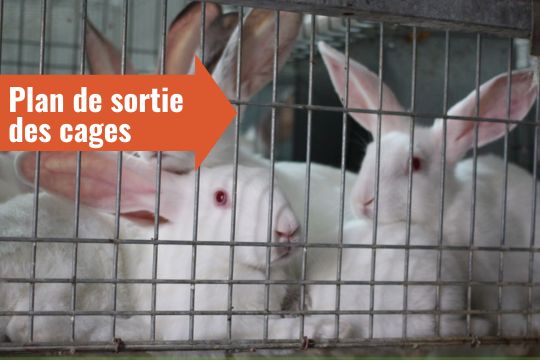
275,226 -> 299,242
274,224 -> 299,258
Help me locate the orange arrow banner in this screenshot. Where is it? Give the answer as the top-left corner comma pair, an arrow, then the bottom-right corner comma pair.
0,57 -> 236,168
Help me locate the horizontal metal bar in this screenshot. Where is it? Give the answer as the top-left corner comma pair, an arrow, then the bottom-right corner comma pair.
3,236 -> 540,252
1,308 -> 537,317
211,0 -> 531,38
227,100 -> 540,128
2,336 -> 540,354
3,277 -> 539,287
1,37 -> 156,55
0,61 -> 75,71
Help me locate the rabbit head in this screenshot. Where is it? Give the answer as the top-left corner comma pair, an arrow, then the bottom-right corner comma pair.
85,3 -> 302,172
141,6 -> 303,171
318,41 -> 538,225
15,152 -> 300,269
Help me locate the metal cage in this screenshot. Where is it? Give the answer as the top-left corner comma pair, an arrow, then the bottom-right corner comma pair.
0,0 -> 539,355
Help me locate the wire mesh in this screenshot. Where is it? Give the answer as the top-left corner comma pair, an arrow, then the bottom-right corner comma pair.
0,0 -> 539,355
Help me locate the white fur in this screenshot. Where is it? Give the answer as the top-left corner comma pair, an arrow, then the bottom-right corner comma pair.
300,219 -> 490,339
2,153 -> 308,343
0,193 -> 134,342
0,152 -> 31,203
318,40 -> 539,337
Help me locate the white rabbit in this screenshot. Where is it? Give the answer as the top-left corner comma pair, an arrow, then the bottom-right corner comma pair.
85,2 -> 303,173
87,5 -> 358,249
0,191 -> 149,343
88,3 -> 359,248
2,151 -> 310,343
0,152 -> 31,203
318,40 -> 539,336
114,4 -> 359,243
299,219 -> 491,340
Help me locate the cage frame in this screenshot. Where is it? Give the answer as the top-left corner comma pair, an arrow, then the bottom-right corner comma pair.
1,0 -> 540,355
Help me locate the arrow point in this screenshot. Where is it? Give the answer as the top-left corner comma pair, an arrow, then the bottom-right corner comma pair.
194,152 -> 206,170
191,55 -> 237,170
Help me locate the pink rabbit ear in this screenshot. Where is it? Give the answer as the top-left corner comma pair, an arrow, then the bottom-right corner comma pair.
432,70 -> 538,164
212,9 -> 302,100
85,20 -> 135,74
15,152 -> 181,220
318,41 -> 409,135
165,2 -> 221,74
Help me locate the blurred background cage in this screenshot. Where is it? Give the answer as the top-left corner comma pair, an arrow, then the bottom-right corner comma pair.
0,0 -> 539,355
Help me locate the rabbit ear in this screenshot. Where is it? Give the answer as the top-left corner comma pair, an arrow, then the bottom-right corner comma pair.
212,9 -> 302,99
15,152 -> 181,220
165,2 -> 221,74
318,41 -> 409,135
432,70 -> 538,164
85,20 -> 135,74
201,12 -> 239,73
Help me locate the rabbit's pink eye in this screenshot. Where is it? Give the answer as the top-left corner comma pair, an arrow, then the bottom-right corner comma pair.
412,156 -> 422,172
214,190 -> 228,207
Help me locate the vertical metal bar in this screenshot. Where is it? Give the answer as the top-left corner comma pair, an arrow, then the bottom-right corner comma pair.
45,1 -> 51,74
70,152 -> 82,342
70,1 -> 87,341
188,162 -> 200,341
263,9 -> 280,341
38,0 -> 47,76
0,0 -> 4,74
111,152 -> 123,340
28,154 -> 40,344
226,4 -> 244,342
435,30 -> 450,337
17,0 -> 25,73
368,22 -> 384,339
188,182 -> 200,343
188,0 -> 206,343
466,32 -> 482,336
402,26 -> 417,339
127,0 -> 135,60
111,0 -> 129,340
299,13 -> 316,342
120,0 -> 129,76
70,1 -> 82,74
150,0 -> 168,342
333,17 -> 350,341
152,0 -> 162,58
527,64 -> 540,336
496,38 -> 513,336
29,148 -> 41,344
28,0 -> 47,342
